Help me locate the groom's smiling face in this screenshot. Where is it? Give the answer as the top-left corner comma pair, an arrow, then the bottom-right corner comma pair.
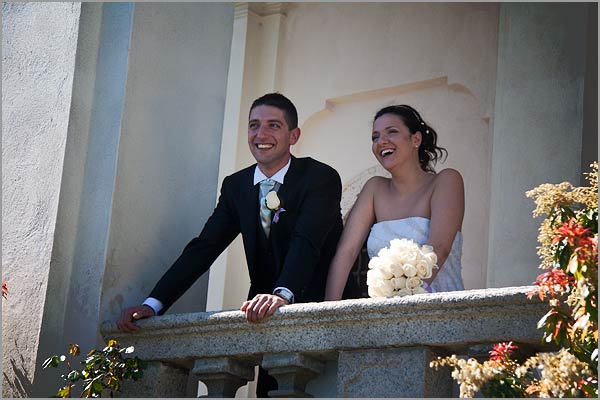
248,105 -> 300,175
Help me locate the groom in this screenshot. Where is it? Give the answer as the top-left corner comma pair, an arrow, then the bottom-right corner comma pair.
117,92 -> 343,396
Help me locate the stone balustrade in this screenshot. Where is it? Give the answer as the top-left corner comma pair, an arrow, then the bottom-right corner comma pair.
101,286 -> 552,397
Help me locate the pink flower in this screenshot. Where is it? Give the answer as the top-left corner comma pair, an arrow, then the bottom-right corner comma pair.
272,207 -> 286,223
489,341 -> 518,361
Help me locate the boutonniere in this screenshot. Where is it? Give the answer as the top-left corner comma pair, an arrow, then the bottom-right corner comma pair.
265,191 -> 286,223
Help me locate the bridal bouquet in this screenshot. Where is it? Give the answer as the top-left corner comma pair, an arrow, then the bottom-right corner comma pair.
367,238 -> 438,298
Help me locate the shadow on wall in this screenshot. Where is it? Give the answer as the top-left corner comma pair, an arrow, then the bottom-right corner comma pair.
3,341 -> 34,397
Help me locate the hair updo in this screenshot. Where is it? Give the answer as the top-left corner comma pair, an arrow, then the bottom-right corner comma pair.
373,105 -> 447,173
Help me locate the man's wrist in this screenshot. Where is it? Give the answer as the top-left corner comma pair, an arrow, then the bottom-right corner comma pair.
142,297 -> 163,315
272,287 -> 294,304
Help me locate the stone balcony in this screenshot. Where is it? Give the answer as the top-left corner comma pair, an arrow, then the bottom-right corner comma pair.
101,286 -> 551,398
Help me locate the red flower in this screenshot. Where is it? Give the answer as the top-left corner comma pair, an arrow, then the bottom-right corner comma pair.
553,218 -> 592,247
529,269 -> 574,301
574,234 -> 598,266
2,281 -> 7,299
489,341 -> 518,361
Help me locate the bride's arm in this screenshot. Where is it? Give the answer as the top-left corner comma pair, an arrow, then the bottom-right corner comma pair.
325,178 -> 377,301
426,168 -> 465,283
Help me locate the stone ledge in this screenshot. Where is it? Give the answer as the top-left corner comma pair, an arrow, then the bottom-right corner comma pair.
101,286 -> 547,363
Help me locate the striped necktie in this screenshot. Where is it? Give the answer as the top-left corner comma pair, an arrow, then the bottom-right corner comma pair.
259,179 -> 276,236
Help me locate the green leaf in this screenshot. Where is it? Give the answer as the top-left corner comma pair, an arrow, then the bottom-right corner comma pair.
91,380 -> 103,396
67,370 -> 81,382
43,355 -> 62,369
56,386 -> 71,398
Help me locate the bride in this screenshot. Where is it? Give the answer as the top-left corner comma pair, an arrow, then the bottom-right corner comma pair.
325,105 -> 465,300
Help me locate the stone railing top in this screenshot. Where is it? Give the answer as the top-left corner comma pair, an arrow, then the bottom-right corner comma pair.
101,286 -> 547,365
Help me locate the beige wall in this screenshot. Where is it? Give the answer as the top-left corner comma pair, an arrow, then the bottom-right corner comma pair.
2,3 -> 82,397
100,2 -> 234,322
2,3 -> 234,397
487,3 -> 589,288
210,2 -> 501,311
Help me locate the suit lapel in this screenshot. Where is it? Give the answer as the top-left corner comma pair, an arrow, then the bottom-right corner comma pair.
240,168 -> 259,268
275,155 -> 301,204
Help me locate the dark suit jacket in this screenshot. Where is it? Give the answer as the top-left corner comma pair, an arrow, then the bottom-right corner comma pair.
149,156 -> 344,314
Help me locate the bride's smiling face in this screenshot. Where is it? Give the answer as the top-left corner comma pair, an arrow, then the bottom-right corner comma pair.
371,113 -> 422,171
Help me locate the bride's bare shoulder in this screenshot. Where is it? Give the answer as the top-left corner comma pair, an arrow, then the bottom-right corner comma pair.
363,175 -> 389,191
433,168 -> 464,189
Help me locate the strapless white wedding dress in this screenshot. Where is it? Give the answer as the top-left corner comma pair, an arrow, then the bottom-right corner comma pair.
367,217 -> 464,293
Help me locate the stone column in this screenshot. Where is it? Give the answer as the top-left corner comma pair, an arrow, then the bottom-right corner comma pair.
192,357 -> 255,398
337,347 -> 453,397
262,353 -> 324,397
117,361 -> 190,398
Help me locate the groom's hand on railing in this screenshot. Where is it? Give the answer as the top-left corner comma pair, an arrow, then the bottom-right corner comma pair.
116,305 -> 156,333
240,294 -> 289,323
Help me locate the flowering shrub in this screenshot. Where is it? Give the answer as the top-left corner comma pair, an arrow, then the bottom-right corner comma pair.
431,162 -> 598,397
43,339 -> 147,398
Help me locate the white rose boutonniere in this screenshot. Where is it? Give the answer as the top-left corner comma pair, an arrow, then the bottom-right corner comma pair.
265,191 -> 286,223
367,238 -> 439,298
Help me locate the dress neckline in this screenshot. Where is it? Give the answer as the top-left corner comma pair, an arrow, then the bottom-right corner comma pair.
373,216 -> 430,226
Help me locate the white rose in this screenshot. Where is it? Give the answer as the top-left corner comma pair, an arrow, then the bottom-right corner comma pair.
402,248 -> 419,266
370,258 -> 394,280
390,263 -> 405,277
376,247 -> 395,259
406,276 -> 422,290
368,279 -> 394,298
403,263 -> 417,277
396,288 -> 412,297
415,260 -> 432,279
421,244 -> 435,254
391,276 -> 407,290
368,285 -> 383,298
368,256 -> 384,270
366,268 -> 386,285
412,286 -> 428,294
265,191 -> 281,210
423,251 -> 438,267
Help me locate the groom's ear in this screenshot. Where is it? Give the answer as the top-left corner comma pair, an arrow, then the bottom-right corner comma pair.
289,127 -> 301,145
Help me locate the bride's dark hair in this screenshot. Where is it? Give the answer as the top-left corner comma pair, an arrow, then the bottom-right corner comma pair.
373,105 -> 447,173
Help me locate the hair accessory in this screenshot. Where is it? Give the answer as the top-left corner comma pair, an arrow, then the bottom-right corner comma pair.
396,105 -> 423,124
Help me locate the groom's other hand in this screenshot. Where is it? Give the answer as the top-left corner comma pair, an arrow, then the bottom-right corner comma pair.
240,294 -> 288,323
117,305 -> 155,333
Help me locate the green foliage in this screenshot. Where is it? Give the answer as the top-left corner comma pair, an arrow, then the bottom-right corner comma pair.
481,375 -> 528,398
43,339 -> 147,398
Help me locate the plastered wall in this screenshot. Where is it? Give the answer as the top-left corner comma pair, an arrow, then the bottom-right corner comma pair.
2,3 -> 81,397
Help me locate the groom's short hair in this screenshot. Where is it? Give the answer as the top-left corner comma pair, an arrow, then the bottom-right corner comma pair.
250,93 -> 298,130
